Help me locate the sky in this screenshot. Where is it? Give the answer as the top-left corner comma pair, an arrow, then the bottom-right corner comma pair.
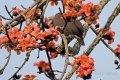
0,0 -> 120,80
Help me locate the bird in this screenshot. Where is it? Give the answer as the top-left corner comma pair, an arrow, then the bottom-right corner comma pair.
49,13 -> 85,45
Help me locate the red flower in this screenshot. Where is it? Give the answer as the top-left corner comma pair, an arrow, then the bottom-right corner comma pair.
24,24 -> 40,34
0,36 -> 9,44
82,2 -> 93,16
0,18 -> 2,27
103,29 -> 115,44
8,27 -> 23,43
114,44 -> 120,57
50,52 -> 58,59
96,28 -> 115,44
12,7 -> 23,16
25,8 -> 41,19
22,74 -> 36,80
37,28 -> 60,41
85,15 -> 99,24
17,35 -> 38,51
72,55 -> 95,79
34,60 -> 50,72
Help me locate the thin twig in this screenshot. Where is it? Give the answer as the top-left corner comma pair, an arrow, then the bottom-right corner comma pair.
0,51 -> 11,75
8,50 -> 31,80
0,15 -> 11,20
60,0 -> 65,13
59,7 -> 67,32
45,49 -> 55,79
19,22 -> 23,31
5,5 -> 13,18
5,26 -> 12,43
21,5 -> 26,10
39,0 -> 48,31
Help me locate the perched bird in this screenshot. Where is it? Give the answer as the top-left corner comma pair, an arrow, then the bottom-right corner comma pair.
50,13 -> 85,45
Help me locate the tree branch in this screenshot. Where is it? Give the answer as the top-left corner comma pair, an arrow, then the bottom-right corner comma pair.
0,51 -> 11,75
0,0 -> 43,33
8,50 -> 31,80
59,34 -> 69,80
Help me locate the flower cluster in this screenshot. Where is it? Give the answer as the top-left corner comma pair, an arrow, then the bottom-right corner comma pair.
34,60 -> 50,72
12,7 -> 23,16
103,29 -> 115,44
11,7 -> 41,20
96,28 -> 115,44
22,74 -> 37,80
114,44 -> 120,57
72,55 -> 95,79
62,0 -> 100,24
25,8 -> 41,19
0,24 -> 60,54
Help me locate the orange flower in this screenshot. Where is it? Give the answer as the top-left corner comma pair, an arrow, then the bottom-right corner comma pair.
37,28 -> 60,41
25,8 -> 41,19
17,35 -> 38,51
72,54 -> 95,79
95,28 -> 115,44
82,2 -> 93,16
47,41 -> 55,48
90,4 -> 100,16
114,44 -> 120,57
85,15 -> 99,24
50,52 -> 58,59
8,27 -> 23,43
0,36 -> 9,44
34,60 -> 50,72
36,32 -> 46,40
64,0 -> 82,10
0,18 -> 2,27
49,0 -> 58,6
12,7 -> 23,16
24,24 -> 40,37
103,29 -> 115,44
22,74 -> 36,80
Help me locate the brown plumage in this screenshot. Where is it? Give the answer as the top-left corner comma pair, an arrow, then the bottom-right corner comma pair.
50,13 -> 85,45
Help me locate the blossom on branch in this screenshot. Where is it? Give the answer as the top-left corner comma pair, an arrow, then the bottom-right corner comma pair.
72,54 -> 95,79
96,28 -> 115,44
12,7 -> 23,16
114,44 -> 120,57
34,60 -> 50,72
0,18 -> 2,27
22,74 -> 37,80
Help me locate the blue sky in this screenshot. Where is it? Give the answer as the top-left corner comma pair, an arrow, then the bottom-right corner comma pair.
0,0 -> 120,80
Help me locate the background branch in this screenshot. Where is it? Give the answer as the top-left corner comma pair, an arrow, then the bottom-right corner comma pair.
8,50 -> 31,80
